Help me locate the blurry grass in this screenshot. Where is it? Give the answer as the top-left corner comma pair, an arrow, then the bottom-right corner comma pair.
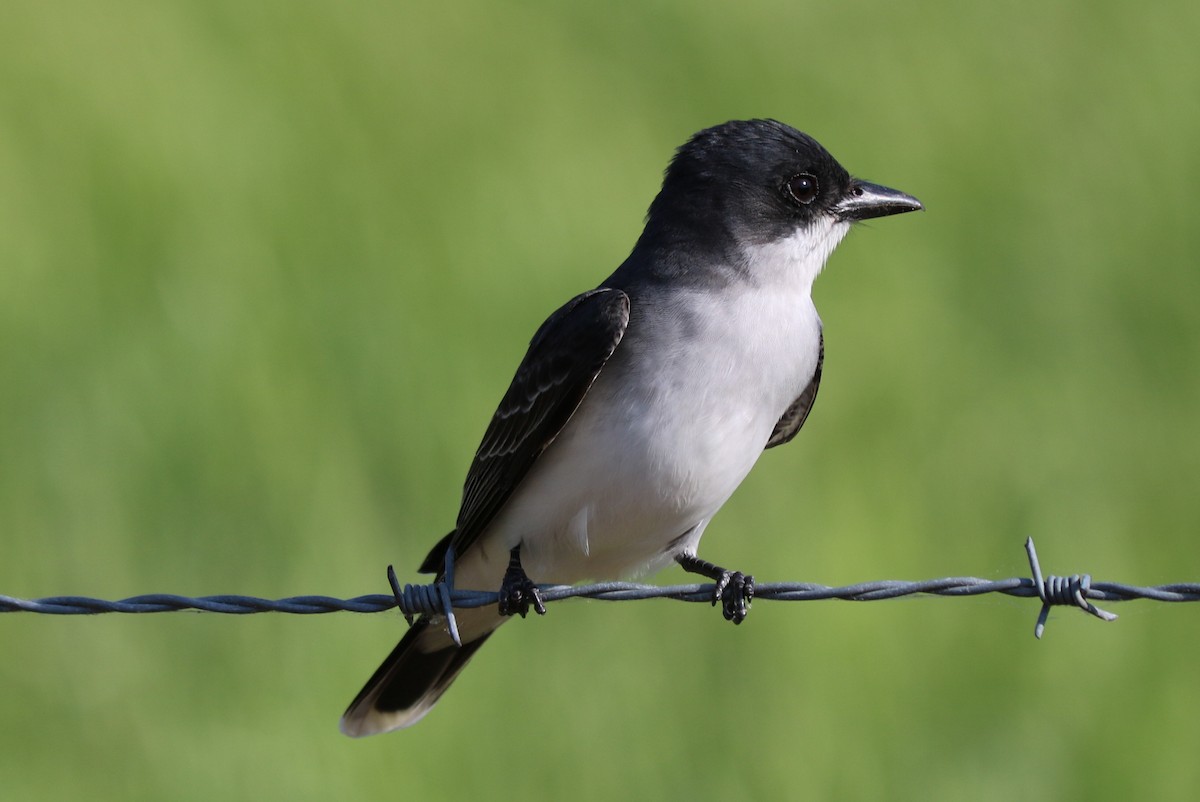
2,0 -> 1200,800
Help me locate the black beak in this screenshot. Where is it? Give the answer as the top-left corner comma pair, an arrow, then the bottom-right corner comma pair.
834,179 -> 924,222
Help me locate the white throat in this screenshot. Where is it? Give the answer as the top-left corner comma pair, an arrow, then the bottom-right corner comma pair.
740,217 -> 850,293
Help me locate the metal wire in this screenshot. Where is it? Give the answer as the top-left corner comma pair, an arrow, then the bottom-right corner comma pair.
3,539 -> 1198,638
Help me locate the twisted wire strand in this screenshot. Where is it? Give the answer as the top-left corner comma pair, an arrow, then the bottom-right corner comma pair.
3,539 -> 1198,637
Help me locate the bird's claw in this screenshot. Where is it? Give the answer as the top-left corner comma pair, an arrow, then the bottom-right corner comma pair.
712,570 -> 754,624
498,546 -> 546,618
498,574 -> 546,618
675,552 -> 755,625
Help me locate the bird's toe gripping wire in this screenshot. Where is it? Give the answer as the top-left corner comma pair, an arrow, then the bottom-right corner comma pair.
676,553 -> 755,624
498,545 -> 547,618
717,570 -> 755,624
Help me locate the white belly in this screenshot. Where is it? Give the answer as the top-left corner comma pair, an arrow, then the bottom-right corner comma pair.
454,278 -> 823,590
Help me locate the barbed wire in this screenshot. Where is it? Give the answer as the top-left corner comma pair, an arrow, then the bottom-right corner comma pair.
3,539 -> 1198,639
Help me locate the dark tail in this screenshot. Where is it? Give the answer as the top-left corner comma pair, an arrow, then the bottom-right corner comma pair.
340,616 -> 493,737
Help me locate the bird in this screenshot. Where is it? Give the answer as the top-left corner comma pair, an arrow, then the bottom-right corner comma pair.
340,119 -> 923,736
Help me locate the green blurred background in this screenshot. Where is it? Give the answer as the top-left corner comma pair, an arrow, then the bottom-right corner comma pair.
3,1 -> 1199,799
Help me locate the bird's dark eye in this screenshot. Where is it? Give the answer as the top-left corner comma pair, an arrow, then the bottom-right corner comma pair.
786,173 -> 819,205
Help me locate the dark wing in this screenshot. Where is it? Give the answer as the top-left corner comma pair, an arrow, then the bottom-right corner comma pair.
765,331 -> 824,449
419,288 -> 630,574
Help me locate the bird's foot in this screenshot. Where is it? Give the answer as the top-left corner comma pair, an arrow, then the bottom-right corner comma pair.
712,569 -> 755,624
498,545 -> 546,618
676,553 -> 754,624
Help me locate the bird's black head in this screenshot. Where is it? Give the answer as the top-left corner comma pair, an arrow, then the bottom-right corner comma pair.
638,119 -> 922,255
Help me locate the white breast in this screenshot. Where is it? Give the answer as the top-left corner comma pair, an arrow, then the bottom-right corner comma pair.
456,220 -> 848,589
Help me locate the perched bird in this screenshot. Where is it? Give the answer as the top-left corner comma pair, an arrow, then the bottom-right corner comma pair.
340,119 -> 923,736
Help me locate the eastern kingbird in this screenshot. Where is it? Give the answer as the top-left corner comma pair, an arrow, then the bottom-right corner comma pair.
340,119 -> 923,736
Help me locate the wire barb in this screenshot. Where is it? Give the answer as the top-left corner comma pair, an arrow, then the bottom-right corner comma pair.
4,540 -> 1198,640
388,545 -> 461,646
1024,537 -> 1118,638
